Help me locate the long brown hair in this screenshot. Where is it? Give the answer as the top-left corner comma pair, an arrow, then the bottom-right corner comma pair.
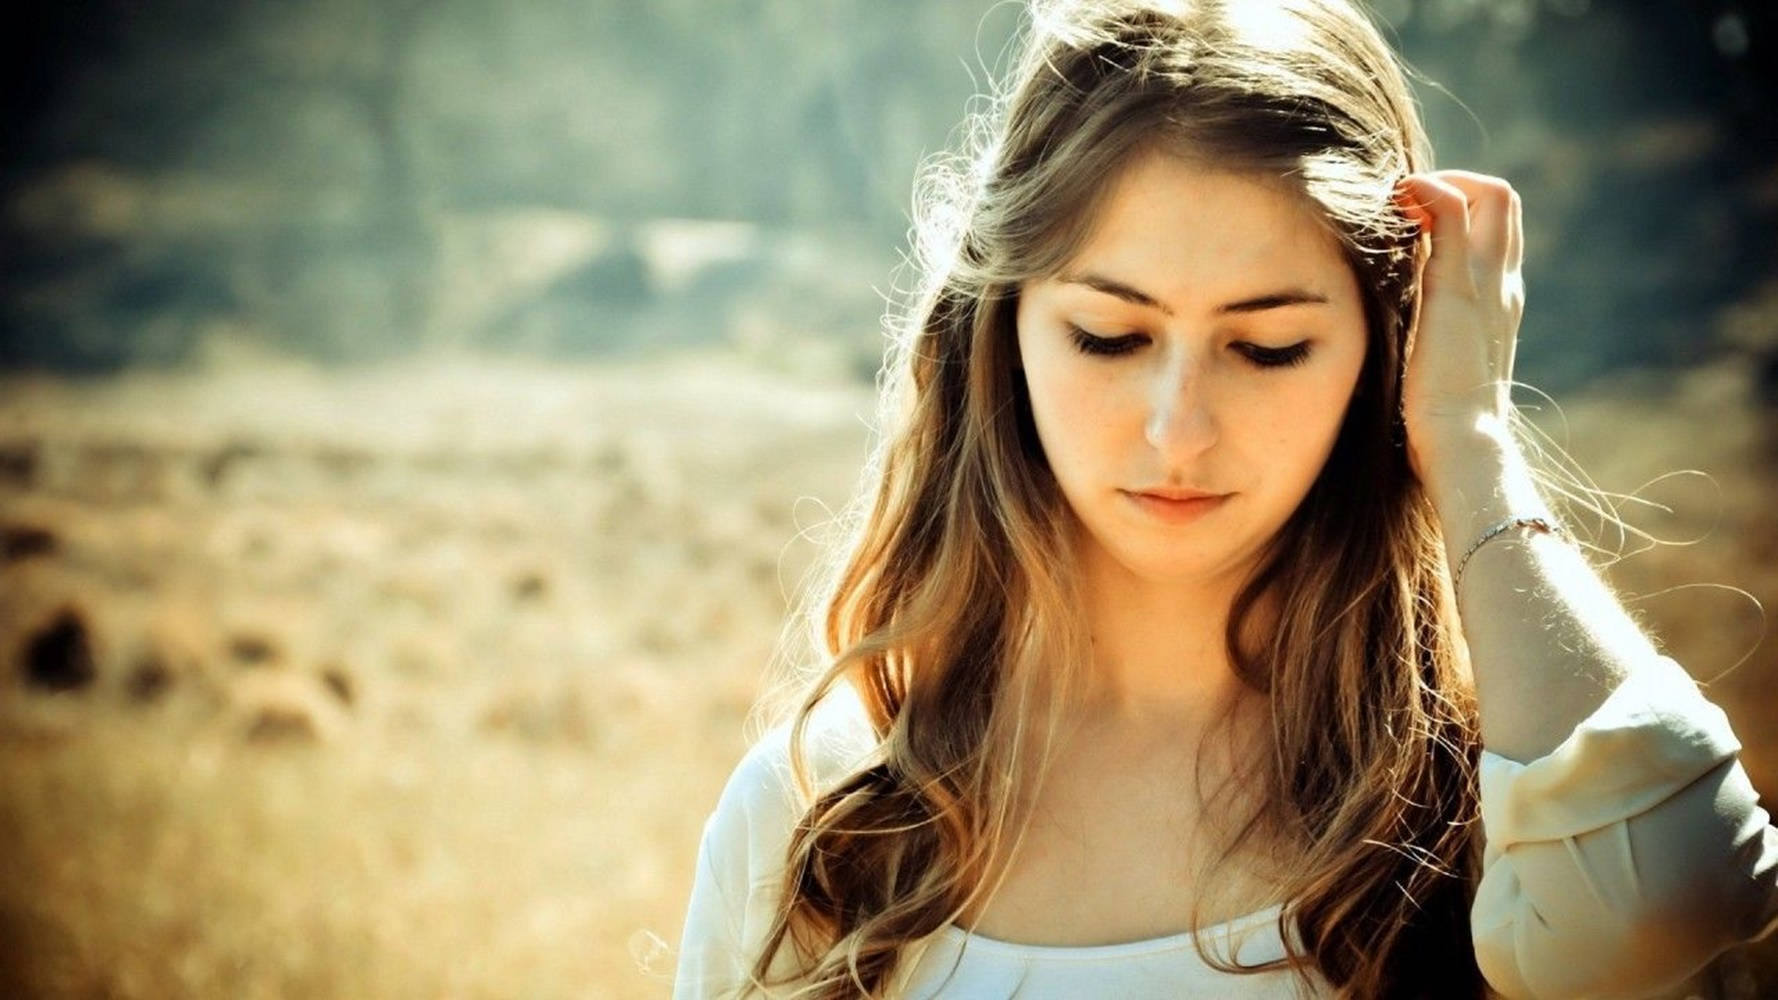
735,1 -> 1492,996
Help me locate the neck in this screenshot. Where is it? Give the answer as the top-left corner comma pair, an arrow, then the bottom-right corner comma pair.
1067,533 -> 1274,733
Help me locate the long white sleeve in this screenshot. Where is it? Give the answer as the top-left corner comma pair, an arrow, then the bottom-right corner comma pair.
672,731 -> 800,1000
672,812 -> 752,1000
1470,653 -> 1778,999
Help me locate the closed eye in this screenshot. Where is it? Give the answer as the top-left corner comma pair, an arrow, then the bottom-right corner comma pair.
1065,325 -> 1312,369
1067,326 -> 1144,357
1236,342 -> 1313,368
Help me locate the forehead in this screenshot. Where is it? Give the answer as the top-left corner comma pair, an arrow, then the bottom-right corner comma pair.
1051,152 -> 1349,308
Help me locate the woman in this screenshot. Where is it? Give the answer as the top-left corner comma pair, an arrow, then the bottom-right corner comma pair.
672,1 -> 1778,997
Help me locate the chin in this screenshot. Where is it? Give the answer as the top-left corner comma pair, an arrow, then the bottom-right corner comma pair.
1105,515 -> 1277,583
1096,537 -> 1231,585
1140,556 -> 1240,587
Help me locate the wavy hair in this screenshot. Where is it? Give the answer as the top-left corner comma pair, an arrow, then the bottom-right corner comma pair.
734,1 -> 1494,996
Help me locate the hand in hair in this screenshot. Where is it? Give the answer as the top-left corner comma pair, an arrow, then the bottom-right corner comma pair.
1391,170 -> 1526,485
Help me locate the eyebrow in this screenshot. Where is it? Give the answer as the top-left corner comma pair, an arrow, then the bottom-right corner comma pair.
1058,271 -> 1330,317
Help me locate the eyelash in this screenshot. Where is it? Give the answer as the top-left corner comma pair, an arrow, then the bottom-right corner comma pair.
1065,325 -> 1313,369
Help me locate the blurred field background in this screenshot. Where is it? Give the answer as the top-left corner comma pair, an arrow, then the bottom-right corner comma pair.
1,1 -> 1775,997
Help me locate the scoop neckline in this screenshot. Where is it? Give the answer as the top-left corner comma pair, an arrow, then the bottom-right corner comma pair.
938,900 -> 1288,959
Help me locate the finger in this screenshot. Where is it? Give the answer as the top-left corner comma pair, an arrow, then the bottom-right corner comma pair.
1400,174 -> 1472,293
1391,175 -> 1433,235
1438,174 -> 1524,392
1433,170 -> 1514,283
1506,185 -> 1522,274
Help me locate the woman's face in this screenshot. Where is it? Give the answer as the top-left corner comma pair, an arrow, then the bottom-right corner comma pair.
1014,151 -> 1370,588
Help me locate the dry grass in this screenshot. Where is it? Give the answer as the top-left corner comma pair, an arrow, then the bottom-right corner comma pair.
0,349 -> 1772,998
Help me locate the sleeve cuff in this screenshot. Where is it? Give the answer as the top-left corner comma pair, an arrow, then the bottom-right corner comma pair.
1478,654 -> 1743,848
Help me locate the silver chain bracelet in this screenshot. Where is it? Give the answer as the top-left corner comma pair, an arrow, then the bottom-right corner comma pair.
1452,514 -> 1571,596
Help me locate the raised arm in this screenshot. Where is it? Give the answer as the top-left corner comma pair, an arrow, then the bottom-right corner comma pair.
1396,170 -> 1778,999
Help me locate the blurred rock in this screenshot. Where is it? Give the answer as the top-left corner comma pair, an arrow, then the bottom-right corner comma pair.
0,522 -> 58,563
230,670 -> 345,744
123,651 -> 174,703
509,569 -> 549,602
0,440 -> 38,489
227,632 -> 281,668
243,705 -> 320,744
134,604 -> 225,710
21,607 -> 96,693
318,662 -> 355,707
199,439 -> 264,491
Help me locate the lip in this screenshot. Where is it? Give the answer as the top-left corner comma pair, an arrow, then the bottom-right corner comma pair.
1131,487 -> 1223,501
1122,489 -> 1230,524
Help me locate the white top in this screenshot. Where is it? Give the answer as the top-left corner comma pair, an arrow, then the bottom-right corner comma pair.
899,899 -> 1319,998
672,654 -> 1778,999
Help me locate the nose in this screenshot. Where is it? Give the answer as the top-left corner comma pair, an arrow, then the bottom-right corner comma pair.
1143,350 -> 1219,460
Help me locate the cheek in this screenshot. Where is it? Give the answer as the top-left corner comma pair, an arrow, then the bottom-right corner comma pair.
1025,357 -> 1119,467
1261,370 -> 1360,485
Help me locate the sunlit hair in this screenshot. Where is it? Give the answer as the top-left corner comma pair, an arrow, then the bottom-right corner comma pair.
733,1 -> 1497,996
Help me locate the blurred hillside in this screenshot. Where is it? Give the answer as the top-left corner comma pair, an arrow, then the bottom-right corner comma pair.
1,353 -> 1775,998
2,0 -> 1776,394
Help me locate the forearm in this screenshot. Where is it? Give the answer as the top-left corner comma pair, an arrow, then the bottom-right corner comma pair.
1425,422 -> 1663,764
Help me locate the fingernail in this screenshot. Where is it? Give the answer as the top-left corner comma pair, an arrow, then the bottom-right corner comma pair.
1391,188 -> 1425,228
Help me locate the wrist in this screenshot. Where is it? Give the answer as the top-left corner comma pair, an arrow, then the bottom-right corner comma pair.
1413,411 -> 1511,478
1420,429 -> 1546,547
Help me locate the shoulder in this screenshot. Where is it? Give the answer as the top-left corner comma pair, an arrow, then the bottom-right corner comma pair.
676,689 -> 881,996
704,688 -> 880,887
